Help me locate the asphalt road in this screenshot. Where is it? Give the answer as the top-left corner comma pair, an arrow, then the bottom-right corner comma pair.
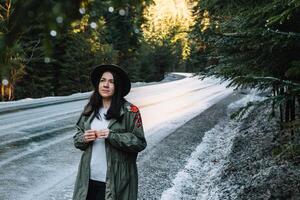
137,92 -> 243,200
0,75 -> 238,200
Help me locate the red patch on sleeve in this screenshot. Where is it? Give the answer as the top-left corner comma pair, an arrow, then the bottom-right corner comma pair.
133,112 -> 142,128
130,105 -> 139,113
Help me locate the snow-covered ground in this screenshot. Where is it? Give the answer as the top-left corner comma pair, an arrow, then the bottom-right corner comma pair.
160,91 -> 264,200
0,72 -> 187,113
0,72 -> 239,200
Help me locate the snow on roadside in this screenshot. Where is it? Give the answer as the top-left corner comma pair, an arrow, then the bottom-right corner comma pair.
0,72 -> 187,109
160,89 -> 265,200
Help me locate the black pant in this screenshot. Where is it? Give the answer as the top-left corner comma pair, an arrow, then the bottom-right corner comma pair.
86,179 -> 106,200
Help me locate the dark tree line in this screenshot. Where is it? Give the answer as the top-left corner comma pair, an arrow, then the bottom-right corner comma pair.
188,0 -> 300,160
1,1 -> 299,153
0,0 -> 193,100
1,0 -> 180,100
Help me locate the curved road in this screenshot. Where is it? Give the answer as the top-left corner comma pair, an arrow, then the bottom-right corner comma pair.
0,74 -> 235,200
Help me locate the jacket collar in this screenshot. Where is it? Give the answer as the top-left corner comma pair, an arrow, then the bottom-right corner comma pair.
108,102 -> 127,128
85,101 -> 129,129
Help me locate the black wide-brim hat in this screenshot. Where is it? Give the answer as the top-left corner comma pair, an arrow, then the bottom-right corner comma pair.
91,64 -> 131,97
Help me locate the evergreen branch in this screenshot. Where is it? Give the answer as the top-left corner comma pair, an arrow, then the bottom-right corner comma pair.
232,75 -> 300,87
0,4 -> 7,12
230,101 -> 254,120
222,32 -> 247,37
26,38 -> 41,64
267,28 -> 300,37
230,95 -> 286,121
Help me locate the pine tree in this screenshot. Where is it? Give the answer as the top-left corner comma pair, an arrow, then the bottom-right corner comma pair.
0,0 -> 83,99
190,0 -> 300,160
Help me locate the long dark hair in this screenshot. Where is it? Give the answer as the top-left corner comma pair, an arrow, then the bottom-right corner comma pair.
82,70 -> 125,122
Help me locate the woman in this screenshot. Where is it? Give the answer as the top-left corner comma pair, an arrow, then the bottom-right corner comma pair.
72,64 -> 147,200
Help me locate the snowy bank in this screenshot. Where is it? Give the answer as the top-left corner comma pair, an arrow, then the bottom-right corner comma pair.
160,90 -> 300,200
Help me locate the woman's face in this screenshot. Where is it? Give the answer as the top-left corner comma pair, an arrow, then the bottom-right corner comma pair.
98,71 -> 115,99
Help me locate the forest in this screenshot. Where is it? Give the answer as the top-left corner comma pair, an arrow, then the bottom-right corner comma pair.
0,0 -> 299,160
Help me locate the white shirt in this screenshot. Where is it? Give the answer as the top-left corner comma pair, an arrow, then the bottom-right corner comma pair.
90,107 -> 110,182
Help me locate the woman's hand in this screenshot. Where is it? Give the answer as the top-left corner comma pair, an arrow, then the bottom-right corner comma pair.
83,130 -> 96,143
95,129 -> 110,139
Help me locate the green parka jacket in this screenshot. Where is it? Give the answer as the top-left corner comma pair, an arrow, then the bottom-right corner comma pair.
72,101 -> 147,200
